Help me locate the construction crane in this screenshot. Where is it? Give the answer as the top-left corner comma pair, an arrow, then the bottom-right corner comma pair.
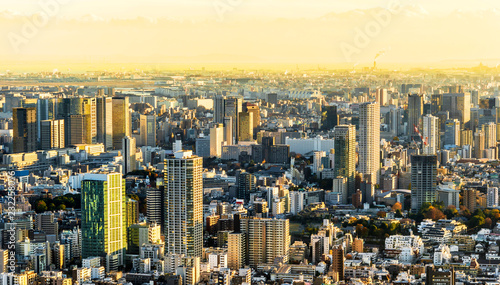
413,124 -> 428,152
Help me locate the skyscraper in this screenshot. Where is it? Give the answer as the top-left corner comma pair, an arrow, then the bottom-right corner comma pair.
442,93 -> 471,127
482,122 -> 497,149
223,116 -> 233,145
13,107 -> 37,153
139,113 -> 157,147
333,125 -> 356,203
210,124 -> 224,157
236,170 -> 256,201
359,102 -> 381,184
422,114 -> 439,154
96,97 -> 113,150
84,98 -> 97,144
40,119 -> 65,150
244,103 -> 261,129
238,111 -> 253,142
320,105 -> 338,131
444,119 -> 460,147
410,155 -> 438,212
408,94 -> 424,140
164,151 -> 203,258
474,130 -> 485,159
213,95 -> 226,124
224,98 -> 242,143
37,98 -> 58,142
112,97 -> 131,150
58,98 -> 96,145
68,115 -> 90,145
81,172 -> 126,271
146,187 -> 164,232
122,136 -> 136,175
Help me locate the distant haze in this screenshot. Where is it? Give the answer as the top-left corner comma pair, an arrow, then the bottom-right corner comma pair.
1,0 -> 500,70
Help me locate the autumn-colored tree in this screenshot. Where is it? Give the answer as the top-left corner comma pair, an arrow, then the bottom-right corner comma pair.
392,202 -> 402,212
425,207 -> 445,220
355,224 -> 364,236
377,211 -> 387,218
485,217 -> 493,228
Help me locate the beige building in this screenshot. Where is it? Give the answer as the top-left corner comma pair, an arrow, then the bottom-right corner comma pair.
240,217 -> 290,266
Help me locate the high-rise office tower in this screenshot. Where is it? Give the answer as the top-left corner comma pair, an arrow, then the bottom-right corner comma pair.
210,124 -> 224,157
112,97 -> 131,150
81,172 -> 126,271
58,98 -> 96,145
13,107 -> 37,153
84,98 -> 97,144
213,95 -> 226,124
125,197 -> 139,228
40,119 -> 65,150
442,93 -> 471,127
37,98 -> 58,142
408,94 -> 424,140
164,151 -> 203,258
471,90 -> 479,107
238,111 -> 253,142
444,119 -> 460,146
431,93 -> 443,115
460,130 -> 473,147
331,246 -> 345,281
422,115 -> 439,154
333,125 -> 356,203
68,115 -> 91,145
224,98 -> 242,143
482,122 -> 497,149
474,130 -> 485,159
139,114 -> 156,147
122,136 -> 136,175
376,89 -> 388,106
96,97 -> 113,150
410,155 -> 438,212
359,102 -> 381,184
223,117 -> 233,145
244,102 -> 261,129
240,218 -> 290,266
320,105 -> 338,131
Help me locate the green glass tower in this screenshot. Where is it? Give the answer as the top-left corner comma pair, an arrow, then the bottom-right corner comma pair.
81,172 -> 126,271
333,125 -> 356,204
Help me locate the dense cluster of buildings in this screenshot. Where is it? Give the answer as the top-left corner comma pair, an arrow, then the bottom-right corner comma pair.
1,68 -> 500,284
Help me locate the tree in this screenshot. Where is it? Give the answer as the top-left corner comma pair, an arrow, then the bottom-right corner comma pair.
392,202 -> 403,212
485,217 -> 493,229
355,224 -> 364,236
425,207 -> 445,220
377,211 -> 387,218
35,201 -> 48,213
444,205 -> 458,219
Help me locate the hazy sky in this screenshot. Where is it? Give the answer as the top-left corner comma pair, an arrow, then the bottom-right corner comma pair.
3,0 -> 500,18
1,0 -> 500,67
